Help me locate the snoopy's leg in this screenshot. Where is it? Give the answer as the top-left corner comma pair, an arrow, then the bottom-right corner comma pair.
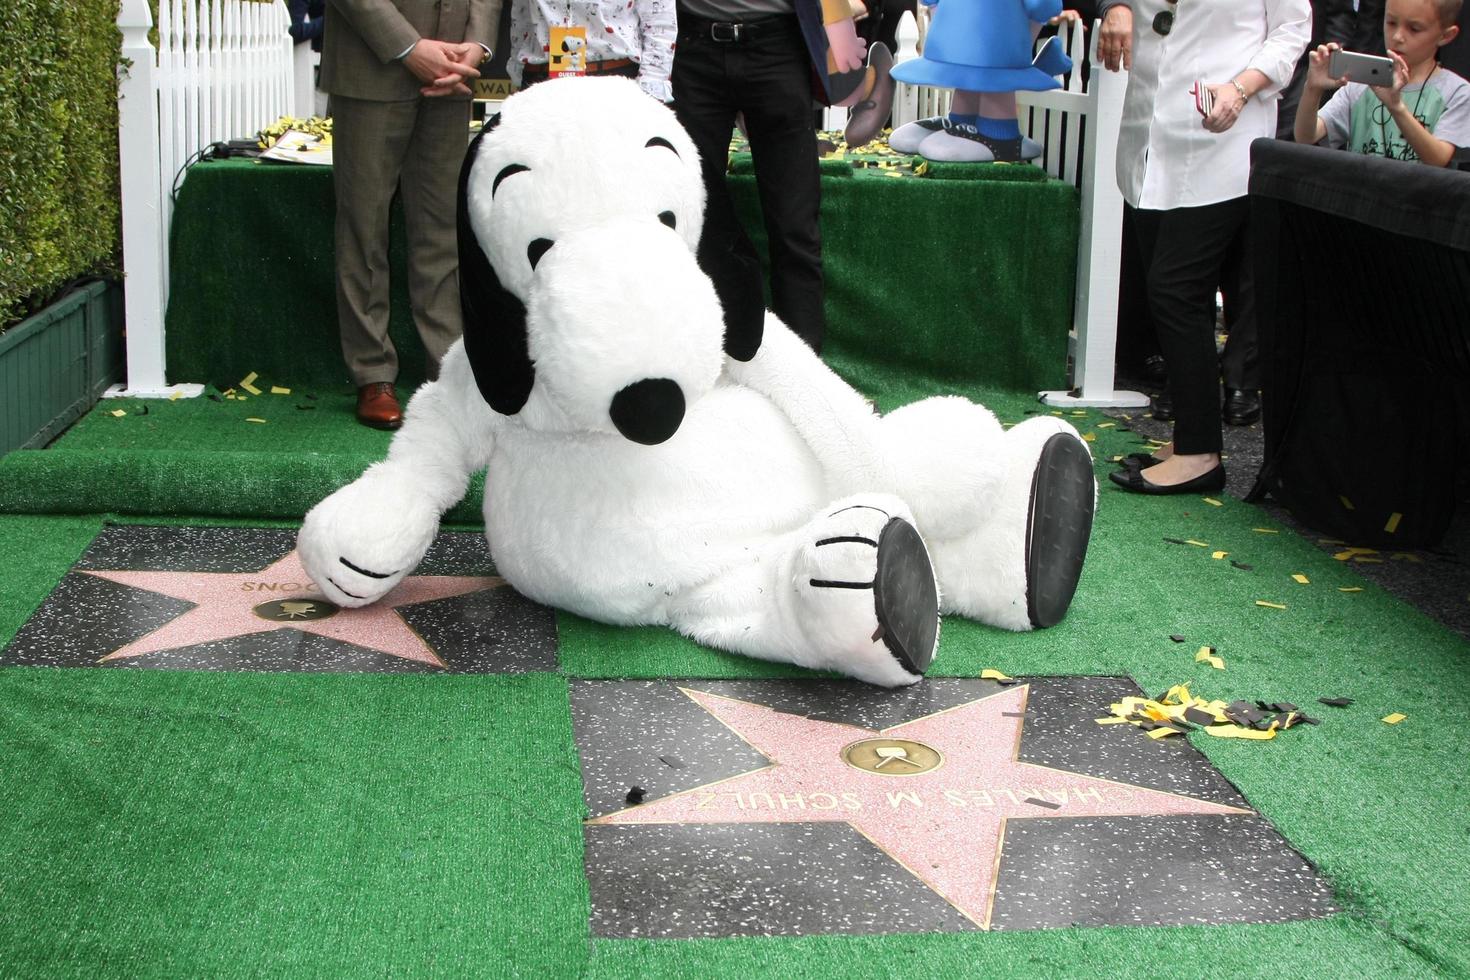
879,407 -> 1095,631
667,494 -> 940,688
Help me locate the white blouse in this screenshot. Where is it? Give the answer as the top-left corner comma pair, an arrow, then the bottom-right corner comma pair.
1115,0 -> 1310,209
507,0 -> 678,102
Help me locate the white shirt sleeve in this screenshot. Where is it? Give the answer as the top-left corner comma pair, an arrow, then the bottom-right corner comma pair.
1245,0 -> 1312,98
1430,74 -> 1470,149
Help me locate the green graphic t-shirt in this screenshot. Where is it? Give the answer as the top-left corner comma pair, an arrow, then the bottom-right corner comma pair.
1319,66 -> 1470,161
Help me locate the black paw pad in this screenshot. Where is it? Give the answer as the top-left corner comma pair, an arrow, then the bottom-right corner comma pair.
873,518 -> 939,676
1026,433 -> 1095,628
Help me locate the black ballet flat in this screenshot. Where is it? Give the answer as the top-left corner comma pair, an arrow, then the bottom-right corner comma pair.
1108,463 -> 1226,496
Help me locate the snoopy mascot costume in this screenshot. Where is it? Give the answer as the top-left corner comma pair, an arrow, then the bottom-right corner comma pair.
298,76 -> 1096,688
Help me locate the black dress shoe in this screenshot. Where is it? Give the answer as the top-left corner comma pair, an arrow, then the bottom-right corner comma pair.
1150,390 -> 1174,422
1142,354 -> 1168,385
1224,388 -> 1261,426
1108,463 -> 1226,495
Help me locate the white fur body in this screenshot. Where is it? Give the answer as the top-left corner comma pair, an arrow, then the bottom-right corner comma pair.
297,77 -> 1094,687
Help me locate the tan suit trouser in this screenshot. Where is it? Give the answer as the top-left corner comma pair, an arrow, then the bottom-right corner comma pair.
331,94 -> 469,386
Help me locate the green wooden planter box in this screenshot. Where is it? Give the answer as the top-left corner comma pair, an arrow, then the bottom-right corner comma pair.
0,279 -> 123,455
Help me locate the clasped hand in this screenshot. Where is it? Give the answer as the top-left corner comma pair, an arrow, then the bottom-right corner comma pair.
405,39 -> 484,98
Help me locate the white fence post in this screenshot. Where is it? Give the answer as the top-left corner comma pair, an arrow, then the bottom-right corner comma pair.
293,42 -> 317,119
110,0 -> 295,399
114,0 -> 193,398
1037,26 -> 1146,407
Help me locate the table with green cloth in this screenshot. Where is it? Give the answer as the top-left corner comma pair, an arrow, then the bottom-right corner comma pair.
164,155 -> 1079,392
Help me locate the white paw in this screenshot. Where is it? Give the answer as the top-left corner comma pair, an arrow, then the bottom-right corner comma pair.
792,496 -> 937,687
296,464 -> 441,608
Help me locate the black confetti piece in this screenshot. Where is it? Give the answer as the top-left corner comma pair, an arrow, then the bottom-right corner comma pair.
1183,706 -> 1217,727
208,394 -> 223,402
1170,633 -> 1186,643
295,404 -> 316,410
1231,560 -> 1254,571
658,756 -> 685,770
1318,697 -> 1354,707
1163,537 -> 1187,545
133,405 -> 149,416
624,786 -> 646,805
1024,797 -> 1063,809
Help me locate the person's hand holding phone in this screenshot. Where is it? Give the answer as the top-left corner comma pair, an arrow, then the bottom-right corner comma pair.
1305,42 -> 1348,92
1369,49 -> 1412,109
1201,81 -> 1245,133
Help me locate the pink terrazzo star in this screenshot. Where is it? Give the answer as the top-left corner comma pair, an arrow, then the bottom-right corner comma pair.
589,686 -> 1250,928
83,552 -> 501,667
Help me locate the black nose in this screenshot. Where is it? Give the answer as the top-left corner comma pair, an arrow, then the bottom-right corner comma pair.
609,378 -> 685,445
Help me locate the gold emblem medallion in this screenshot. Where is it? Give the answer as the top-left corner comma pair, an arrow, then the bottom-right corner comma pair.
840,737 -> 944,776
252,597 -> 340,622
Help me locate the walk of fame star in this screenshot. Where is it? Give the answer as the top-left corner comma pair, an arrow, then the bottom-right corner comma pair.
588,684 -> 1253,930
82,551 -> 501,666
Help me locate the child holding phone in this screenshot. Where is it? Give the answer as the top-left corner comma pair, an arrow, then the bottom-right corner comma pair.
1294,0 -> 1468,164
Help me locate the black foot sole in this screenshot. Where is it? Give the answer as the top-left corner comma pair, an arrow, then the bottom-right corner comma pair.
872,517 -> 939,676
1026,433 -> 1095,628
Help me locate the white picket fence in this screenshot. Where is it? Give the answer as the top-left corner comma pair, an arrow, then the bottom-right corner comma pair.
113,2 -> 1139,405
114,0 -> 296,397
885,14 -> 1146,407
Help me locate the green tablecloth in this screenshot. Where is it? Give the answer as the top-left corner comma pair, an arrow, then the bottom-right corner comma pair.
165,157 -> 1079,391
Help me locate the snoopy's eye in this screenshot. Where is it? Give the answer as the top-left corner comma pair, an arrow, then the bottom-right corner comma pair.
528,238 -> 554,270
658,211 -> 677,230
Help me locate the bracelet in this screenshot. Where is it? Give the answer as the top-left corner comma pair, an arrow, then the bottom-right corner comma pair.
1231,79 -> 1249,103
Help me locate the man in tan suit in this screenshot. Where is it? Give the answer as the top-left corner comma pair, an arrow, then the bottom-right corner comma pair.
322,0 -> 501,428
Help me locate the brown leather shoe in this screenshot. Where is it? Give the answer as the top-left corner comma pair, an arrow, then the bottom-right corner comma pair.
356,382 -> 403,430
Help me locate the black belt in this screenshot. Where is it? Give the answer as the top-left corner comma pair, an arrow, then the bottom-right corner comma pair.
679,13 -> 796,43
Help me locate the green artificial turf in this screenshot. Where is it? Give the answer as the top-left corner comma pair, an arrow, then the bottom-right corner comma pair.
160,159 -> 1075,393
3,356 -> 1470,974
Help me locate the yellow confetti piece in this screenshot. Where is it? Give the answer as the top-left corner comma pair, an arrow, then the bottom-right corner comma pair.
1384,512 -> 1402,534
1147,727 -> 1182,739
1355,557 -> 1383,564
1070,410 -> 1088,416
270,385 -> 291,395
1212,551 -> 1228,560
1184,540 -> 1209,548
169,389 -> 184,401
1082,432 -> 1096,442
1094,717 -> 1130,725
1390,552 -> 1422,563
1110,455 -> 1123,463
981,668 -> 1012,682
1252,528 -> 1279,534
1382,713 -> 1407,725
245,417 -> 267,424
110,409 -> 127,417
1333,546 -> 1379,561
1318,538 -> 1346,545
1202,497 -> 1222,507
1339,587 -> 1363,592
1255,600 -> 1287,610
1050,410 -> 1063,416
1292,574 -> 1310,585
914,161 -> 929,176
1203,725 -> 1276,740
239,371 -> 262,396
1339,496 -> 1355,511
1097,422 -> 1115,428
1194,650 -> 1224,669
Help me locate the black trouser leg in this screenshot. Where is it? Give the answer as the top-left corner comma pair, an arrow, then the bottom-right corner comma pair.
1130,199 -> 1249,455
672,15 -> 823,352
1218,217 -> 1259,391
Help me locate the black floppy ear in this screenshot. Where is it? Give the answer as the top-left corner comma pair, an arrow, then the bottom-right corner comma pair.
458,115 -> 534,415
698,238 -> 765,362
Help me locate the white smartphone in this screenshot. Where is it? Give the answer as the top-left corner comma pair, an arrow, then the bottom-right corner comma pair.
1328,49 -> 1397,86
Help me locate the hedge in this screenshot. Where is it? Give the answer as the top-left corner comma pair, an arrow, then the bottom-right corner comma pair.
0,1 -> 123,330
